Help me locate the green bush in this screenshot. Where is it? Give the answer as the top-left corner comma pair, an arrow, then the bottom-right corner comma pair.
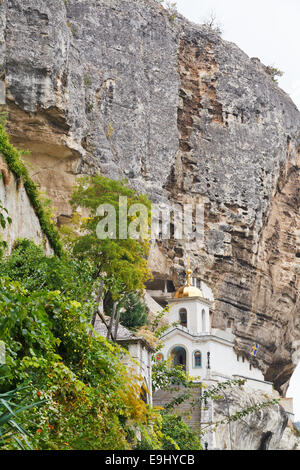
104,292 -> 148,331
136,413 -> 202,450
0,239 -> 95,305
161,414 -> 202,450
0,277 -> 157,449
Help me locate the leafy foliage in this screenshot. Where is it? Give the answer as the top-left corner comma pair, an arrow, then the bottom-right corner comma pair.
0,384 -> 46,450
68,175 -> 153,339
0,197 -> 12,256
0,277 -> 158,449
69,175 -> 152,298
0,239 -> 95,305
152,359 -> 192,392
161,414 -> 202,450
104,292 -> 149,331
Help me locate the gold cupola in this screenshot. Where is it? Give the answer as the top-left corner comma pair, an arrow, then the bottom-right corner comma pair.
174,258 -> 203,299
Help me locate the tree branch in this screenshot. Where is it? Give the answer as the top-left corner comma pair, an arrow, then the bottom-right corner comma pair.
107,301 -> 117,340
113,302 -> 121,341
91,279 -> 105,327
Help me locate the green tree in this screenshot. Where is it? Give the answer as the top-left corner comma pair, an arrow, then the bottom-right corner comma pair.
69,175 -> 152,339
0,278 -> 158,450
104,292 -> 148,331
161,414 -> 202,450
0,239 -> 95,304
265,65 -> 284,83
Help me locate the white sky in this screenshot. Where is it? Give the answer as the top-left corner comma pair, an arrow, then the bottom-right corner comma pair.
287,365 -> 300,422
175,0 -> 300,420
175,0 -> 300,110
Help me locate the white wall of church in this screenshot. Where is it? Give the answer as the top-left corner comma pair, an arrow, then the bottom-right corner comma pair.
124,342 -> 153,405
159,328 -> 272,393
158,292 -> 274,395
169,299 -> 210,334
209,336 -> 265,381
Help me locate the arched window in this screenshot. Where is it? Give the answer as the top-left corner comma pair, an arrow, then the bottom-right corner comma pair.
202,309 -> 206,332
194,351 -> 202,368
179,308 -> 187,328
170,346 -> 187,371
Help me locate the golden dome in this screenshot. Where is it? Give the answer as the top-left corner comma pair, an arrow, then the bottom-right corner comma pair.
174,285 -> 204,299
174,263 -> 204,299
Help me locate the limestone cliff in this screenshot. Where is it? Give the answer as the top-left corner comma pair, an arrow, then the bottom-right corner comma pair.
214,387 -> 300,450
214,387 -> 288,450
0,158 -> 53,253
0,0 -> 299,397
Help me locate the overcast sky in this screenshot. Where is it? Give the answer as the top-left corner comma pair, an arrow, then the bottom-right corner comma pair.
175,0 -> 300,420
175,0 -> 300,110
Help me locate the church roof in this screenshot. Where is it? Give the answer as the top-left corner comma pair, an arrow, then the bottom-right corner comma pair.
175,283 -> 204,299
175,261 -> 204,299
93,315 -> 155,351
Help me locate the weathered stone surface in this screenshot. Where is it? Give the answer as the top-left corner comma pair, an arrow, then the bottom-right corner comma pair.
0,158 -> 53,254
278,423 -> 300,450
153,383 -> 300,450
214,386 -> 289,450
0,0 -> 299,396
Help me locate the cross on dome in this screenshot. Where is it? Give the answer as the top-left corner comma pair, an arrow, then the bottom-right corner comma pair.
174,256 -> 204,299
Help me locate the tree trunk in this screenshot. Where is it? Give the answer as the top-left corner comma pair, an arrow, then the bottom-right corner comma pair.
91,279 -> 105,327
90,279 -> 116,340
107,301 -> 117,340
113,303 -> 121,341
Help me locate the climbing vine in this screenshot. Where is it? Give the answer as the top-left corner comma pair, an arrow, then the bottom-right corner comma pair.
0,121 -> 63,256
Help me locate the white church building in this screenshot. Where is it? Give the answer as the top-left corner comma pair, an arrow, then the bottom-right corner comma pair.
151,264 -> 298,449
156,264 -> 273,394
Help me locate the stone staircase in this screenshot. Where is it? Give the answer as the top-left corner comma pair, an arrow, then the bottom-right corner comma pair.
153,385 -> 203,430
153,384 -> 217,448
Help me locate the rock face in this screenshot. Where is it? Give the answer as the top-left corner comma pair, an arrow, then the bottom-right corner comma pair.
1,0 -> 299,395
153,383 -> 300,450
214,387 -> 289,450
0,158 -> 53,254
278,423 -> 300,450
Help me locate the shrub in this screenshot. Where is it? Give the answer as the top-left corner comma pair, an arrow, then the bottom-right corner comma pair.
0,278 -> 157,449
161,414 -> 202,450
0,239 -> 95,305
